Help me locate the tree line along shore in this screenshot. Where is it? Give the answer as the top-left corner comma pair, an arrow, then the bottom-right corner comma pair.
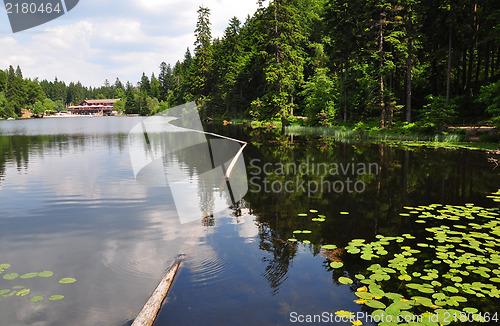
1,0 -> 499,138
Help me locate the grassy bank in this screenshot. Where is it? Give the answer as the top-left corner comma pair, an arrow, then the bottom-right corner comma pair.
285,125 -> 499,151
219,117 -> 499,151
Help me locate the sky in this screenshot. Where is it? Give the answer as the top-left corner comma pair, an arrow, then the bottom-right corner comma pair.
0,0 -> 260,87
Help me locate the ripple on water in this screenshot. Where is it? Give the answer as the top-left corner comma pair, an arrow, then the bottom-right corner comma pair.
179,246 -> 271,312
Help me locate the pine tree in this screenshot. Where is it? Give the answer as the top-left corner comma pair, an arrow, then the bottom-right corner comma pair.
191,7 -> 214,98
254,0 -> 307,128
140,73 -> 151,96
0,70 -> 6,94
150,73 -> 160,100
6,65 -> 26,115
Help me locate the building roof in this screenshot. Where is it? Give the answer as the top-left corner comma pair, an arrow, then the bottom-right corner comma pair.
83,99 -> 120,104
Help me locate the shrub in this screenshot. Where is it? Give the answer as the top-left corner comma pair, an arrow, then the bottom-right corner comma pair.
419,95 -> 457,133
476,81 -> 500,120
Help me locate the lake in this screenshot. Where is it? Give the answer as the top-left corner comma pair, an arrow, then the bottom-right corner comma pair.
0,117 -> 499,326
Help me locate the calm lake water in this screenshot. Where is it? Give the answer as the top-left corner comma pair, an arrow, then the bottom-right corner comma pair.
0,117 -> 498,326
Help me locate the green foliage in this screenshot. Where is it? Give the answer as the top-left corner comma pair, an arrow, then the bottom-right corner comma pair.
113,88 -> 125,101
145,96 -> 160,115
1,0 -> 498,126
0,91 -> 15,118
419,95 -> 457,133
124,85 -> 136,114
299,68 -> 339,125
476,81 -> 500,121
139,73 -> 151,96
6,65 -> 25,115
31,101 -> 45,118
0,69 -> 6,93
190,7 -> 214,98
113,99 -> 125,112
44,98 -> 55,109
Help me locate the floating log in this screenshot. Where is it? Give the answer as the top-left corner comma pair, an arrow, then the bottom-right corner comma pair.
132,257 -> 183,326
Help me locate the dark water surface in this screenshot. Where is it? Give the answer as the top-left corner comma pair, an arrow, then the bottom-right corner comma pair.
0,118 -> 498,326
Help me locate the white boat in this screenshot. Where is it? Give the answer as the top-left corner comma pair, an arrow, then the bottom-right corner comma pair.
7,117 -> 14,120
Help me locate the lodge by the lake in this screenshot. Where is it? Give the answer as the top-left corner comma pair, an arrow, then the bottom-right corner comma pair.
67,99 -> 120,116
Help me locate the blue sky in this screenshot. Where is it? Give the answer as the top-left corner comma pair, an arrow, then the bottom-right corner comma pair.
0,0 -> 259,87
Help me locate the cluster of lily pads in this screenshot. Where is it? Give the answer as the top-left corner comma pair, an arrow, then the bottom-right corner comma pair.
287,189 -> 500,325
0,263 -> 76,303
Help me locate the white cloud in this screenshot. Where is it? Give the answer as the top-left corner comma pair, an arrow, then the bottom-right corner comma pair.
2,0 -> 259,87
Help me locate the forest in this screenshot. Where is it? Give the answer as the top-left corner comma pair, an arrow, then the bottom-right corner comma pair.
1,0 -> 499,133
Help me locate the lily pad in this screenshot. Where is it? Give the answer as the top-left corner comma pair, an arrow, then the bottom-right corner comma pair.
365,300 -> 386,309
31,296 -> 44,303
322,244 -> 337,250
338,276 -> 353,285
3,273 -> 18,280
20,273 -> 39,279
398,274 -> 412,281
38,271 -> 53,278
59,278 -> 77,284
16,289 -> 30,296
330,262 -> 344,269
355,292 -> 376,300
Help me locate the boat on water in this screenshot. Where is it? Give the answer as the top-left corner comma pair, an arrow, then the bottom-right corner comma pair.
6,117 -> 14,120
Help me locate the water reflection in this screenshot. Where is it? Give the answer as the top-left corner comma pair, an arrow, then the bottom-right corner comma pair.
160,124 -> 500,324
0,119 -> 499,326
0,118 -> 206,326
128,107 -> 248,224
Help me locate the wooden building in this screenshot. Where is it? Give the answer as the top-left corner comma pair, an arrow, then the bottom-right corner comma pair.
67,99 -> 120,116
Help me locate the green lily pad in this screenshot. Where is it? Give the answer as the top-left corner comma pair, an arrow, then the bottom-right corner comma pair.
390,300 -> 413,311
31,296 -> 44,303
58,278 -> 77,284
384,292 -> 404,301
338,276 -> 353,285
365,300 -> 386,309
369,284 -> 385,296
443,286 -> 459,293
398,274 -> 411,281
450,296 -> 467,303
360,254 -> 372,260
16,289 -> 30,296
432,293 -> 446,300
20,273 -> 39,279
411,296 -> 434,307
3,273 -> 18,280
49,295 -> 64,301
463,307 -> 478,313
38,271 -> 53,278
330,262 -> 343,269
322,244 -> 337,250
355,292 -> 376,300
